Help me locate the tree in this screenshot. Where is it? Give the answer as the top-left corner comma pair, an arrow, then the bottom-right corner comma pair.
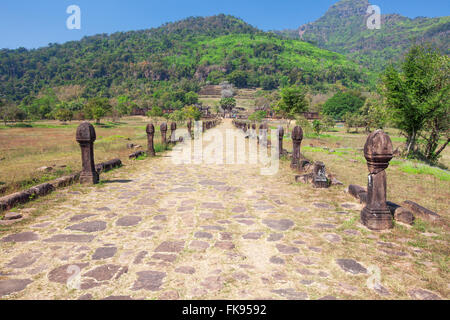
147,106 -> 163,119
248,110 -> 267,123
274,86 -> 308,132
84,97 -> 111,123
184,92 -> 198,105
54,103 -> 74,122
322,91 -> 365,120
381,44 -> 449,161
115,95 -> 132,119
183,105 -> 202,121
220,97 -> 236,113
228,70 -> 248,88
168,109 -> 186,123
359,98 -> 388,132
0,101 -> 26,125
321,114 -> 335,131
312,120 -> 323,135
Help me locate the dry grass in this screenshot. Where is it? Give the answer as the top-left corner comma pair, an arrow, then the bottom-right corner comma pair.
0,116 -> 174,194
270,122 -> 450,216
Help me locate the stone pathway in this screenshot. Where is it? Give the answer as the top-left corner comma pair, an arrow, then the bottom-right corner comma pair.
0,120 -> 445,300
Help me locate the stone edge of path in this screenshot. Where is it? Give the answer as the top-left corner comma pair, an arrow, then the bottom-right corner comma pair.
0,159 -> 122,216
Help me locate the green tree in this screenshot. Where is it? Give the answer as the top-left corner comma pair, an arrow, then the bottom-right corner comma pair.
248,110 -> 267,122
322,91 -> 365,120
312,120 -> 323,135
84,97 -> 111,123
321,114 -> 335,131
184,91 -> 199,105
54,103 -> 74,122
147,106 -> 163,118
183,105 -> 202,121
274,85 -> 308,132
381,44 -> 449,161
220,97 -> 236,113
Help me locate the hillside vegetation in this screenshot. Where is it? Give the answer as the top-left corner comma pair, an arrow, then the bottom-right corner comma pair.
276,0 -> 450,71
0,14 -> 372,104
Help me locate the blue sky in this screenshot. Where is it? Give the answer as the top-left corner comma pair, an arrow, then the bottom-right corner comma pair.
0,0 -> 448,49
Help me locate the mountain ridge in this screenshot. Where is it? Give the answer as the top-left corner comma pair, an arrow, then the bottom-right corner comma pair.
274,0 -> 450,71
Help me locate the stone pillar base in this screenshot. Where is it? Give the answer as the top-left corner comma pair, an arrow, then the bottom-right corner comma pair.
80,172 -> 99,185
361,207 -> 393,230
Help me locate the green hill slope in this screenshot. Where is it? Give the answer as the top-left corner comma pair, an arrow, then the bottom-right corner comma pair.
276,0 -> 449,71
0,14 -> 372,103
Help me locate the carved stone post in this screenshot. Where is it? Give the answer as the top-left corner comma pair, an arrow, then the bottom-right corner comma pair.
160,122 -> 168,146
170,122 -> 177,143
277,126 -> 284,158
187,119 -> 192,138
251,123 -> 256,139
361,130 -> 394,230
146,123 -> 155,156
291,126 -> 303,170
312,161 -> 329,188
76,122 -> 99,185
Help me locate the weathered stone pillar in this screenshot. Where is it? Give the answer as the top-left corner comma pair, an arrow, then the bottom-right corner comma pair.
160,122 -> 168,146
361,130 -> 394,230
277,126 -> 284,158
170,122 -> 177,143
187,120 -> 192,138
76,122 -> 99,184
291,126 -> 303,170
146,123 -> 155,156
312,161 -> 329,188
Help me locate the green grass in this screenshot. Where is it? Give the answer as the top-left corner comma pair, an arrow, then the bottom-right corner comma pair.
399,162 -> 450,181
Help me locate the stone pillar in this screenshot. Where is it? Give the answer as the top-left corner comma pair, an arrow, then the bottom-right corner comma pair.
146,123 -> 155,157
76,122 -> 99,184
291,126 -> 303,170
170,122 -> 177,143
277,126 -> 284,158
187,120 -> 192,138
361,129 -> 394,230
251,124 -> 256,139
312,161 -> 329,188
160,122 -> 168,146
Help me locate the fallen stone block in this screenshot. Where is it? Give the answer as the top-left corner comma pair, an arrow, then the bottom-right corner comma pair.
0,183 -> 54,212
402,200 -> 440,223
348,185 -> 366,199
129,151 -> 145,159
3,212 -> 23,220
37,166 -> 53,172
394,207 -> 415,225
50,172 -> 80,188
96,159 -> 122,173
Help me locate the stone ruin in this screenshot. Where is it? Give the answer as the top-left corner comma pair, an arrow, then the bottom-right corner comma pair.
160,122 -> 168,146
76,122 -> 99,185
170,122 -> 177,144
360,129 -> 394,230
146,123 -> 155,157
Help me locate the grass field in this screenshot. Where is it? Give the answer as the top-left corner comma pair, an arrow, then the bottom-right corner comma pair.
0,116 -> 172,194
270,122 -> 450,216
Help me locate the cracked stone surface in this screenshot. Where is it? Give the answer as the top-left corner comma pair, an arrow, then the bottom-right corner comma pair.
0,120 -> 445,300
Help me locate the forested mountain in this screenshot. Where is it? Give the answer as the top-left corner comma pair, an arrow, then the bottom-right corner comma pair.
0,14 -> 371,104
275,0 -> 449,71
